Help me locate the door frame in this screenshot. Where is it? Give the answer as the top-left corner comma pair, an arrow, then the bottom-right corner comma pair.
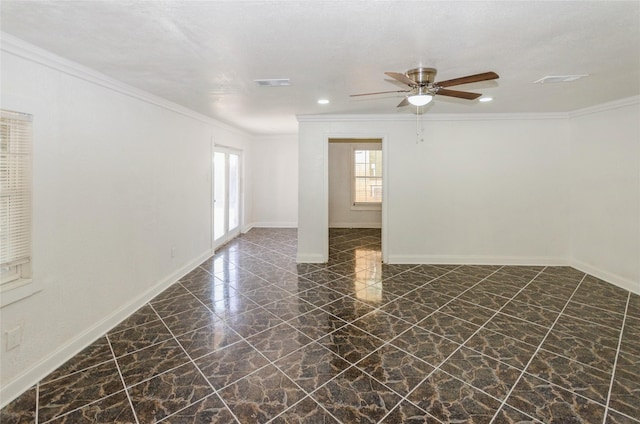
211,144 -> 243,251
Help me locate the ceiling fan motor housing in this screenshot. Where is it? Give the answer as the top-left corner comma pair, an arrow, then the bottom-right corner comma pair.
406,67 -> 437,85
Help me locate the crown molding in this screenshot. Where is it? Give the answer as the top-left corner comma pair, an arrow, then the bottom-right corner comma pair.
0,32 -> 249,137
297,111 -> 569,123
568,96 -> 640,118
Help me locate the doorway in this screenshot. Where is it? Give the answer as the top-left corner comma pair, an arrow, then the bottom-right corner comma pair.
212,147 -> 241,250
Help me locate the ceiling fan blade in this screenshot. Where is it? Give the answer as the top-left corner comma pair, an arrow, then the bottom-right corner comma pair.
436,71 -> 499,88
436,88 -> 482,100
384,71 -> 416,86
350,90 -> 410,97
397,97 -> 409,107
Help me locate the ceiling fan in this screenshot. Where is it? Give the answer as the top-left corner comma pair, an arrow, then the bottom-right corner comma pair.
351,67 -> 499,109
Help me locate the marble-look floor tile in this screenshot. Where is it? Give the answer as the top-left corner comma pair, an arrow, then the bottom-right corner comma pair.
562,300 -> 625,329
316,324 -> 386,365
391,326 -> 461,368
43,337 -> 114,383
116,339 -> 191,388
286,307 -> 347,341
379,400 -> 441,423
108,319 -> 174,357
491,404 -> 543,423
614,349 -> 640,383
499,299 -> 560,328
270,396 -> 340,424
407,369 -> 502,424
311,366 -> 402,424
38,360 -> 124,423
0,386 -> 36,424
110,304 -> 161,334
416,311 -> 480,344
472,279 -> 523,298
159,393 -> 238,423
259,296 -> 317,321
483,313 -> 549,347
526,350 -> 612,404
320,296 -> 376,322
621,315 -> 640,356
161,305 -> 220,336
380,297 -> 435,324
354,344 -> 435,396
45,391 -> 136,424
605,409 -> 640,424
540,330 -> 618,373
440,347 -> 521,400
438,299 -> 496,327
127,362 -> 213,423
608,374 -> 640,420
552,314 -> 621,350
218,364 -> 306,424
511,290 -> 569,313
224,306 -> 284,338
407,287 -> 455,310
195,340 -> 269,390
505,373 -> 605,423
151,293 -> 207,319
175,320 -> 242,360
247,322 -> 313,361
350,310 -> 412,341
464,328 -> 537,370
275,342 -> 350,393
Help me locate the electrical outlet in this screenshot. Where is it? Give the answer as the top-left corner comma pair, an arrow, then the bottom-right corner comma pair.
6,326 -> 21,350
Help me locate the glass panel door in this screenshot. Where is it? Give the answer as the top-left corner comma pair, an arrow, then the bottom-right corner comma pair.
228,153 -> 239,232
212,148 -> 241,249
213,152 -> 226,242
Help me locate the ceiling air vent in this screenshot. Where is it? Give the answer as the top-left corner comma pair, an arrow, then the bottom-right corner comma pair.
254,78 -> 291,87
533,75 -> 588,84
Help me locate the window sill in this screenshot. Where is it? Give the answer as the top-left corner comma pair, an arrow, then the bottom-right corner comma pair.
351,204 -> 382,212
1,278 -> 38,307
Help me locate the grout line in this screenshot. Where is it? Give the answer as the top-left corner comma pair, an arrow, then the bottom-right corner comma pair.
34,383 -> 39,424
105,334 -> 140,424
601,292 -> 631,424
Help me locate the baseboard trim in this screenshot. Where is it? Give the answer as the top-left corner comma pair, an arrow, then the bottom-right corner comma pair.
249,222 -> 298,228
570,259 -> 640,295
296,253 -> 326,263
329,222 -> 382,229
386,254 -> 566,266
0,249 -> 214,409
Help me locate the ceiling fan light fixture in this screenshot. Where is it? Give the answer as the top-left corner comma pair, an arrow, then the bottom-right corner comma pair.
408,94 -> 433,106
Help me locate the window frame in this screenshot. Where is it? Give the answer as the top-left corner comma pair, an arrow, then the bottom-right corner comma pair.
351,147 -> 382,211
1,109 -> 35,307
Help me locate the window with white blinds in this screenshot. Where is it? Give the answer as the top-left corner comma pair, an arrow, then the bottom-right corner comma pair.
353,149 -> 382,206
1,109 -> 32,302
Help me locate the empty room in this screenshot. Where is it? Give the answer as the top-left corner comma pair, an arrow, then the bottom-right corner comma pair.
1,1 -> 639,423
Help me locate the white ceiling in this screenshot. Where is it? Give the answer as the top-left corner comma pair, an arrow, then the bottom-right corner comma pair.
2,1 -> 639,135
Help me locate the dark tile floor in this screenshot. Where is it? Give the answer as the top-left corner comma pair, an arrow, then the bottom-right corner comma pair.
2,228 -> 639,423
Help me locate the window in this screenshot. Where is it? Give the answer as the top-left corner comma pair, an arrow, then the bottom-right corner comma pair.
353,148 -> 382,206
1,109 -> 33,307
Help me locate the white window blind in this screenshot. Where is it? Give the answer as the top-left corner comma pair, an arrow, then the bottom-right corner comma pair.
353,149 -> 382,205
1,109 -> 32,290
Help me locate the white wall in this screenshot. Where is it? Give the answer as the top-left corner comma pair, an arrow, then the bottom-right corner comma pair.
329,142 -> 382,228
298,115 -> 570,264
249,134 -> 298,228
569,100 -> 640,292
0,37 -> 252,406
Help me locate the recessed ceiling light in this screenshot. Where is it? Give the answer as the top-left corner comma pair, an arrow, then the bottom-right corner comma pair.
479,97 -> 493,102
317,99 -> 330,105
